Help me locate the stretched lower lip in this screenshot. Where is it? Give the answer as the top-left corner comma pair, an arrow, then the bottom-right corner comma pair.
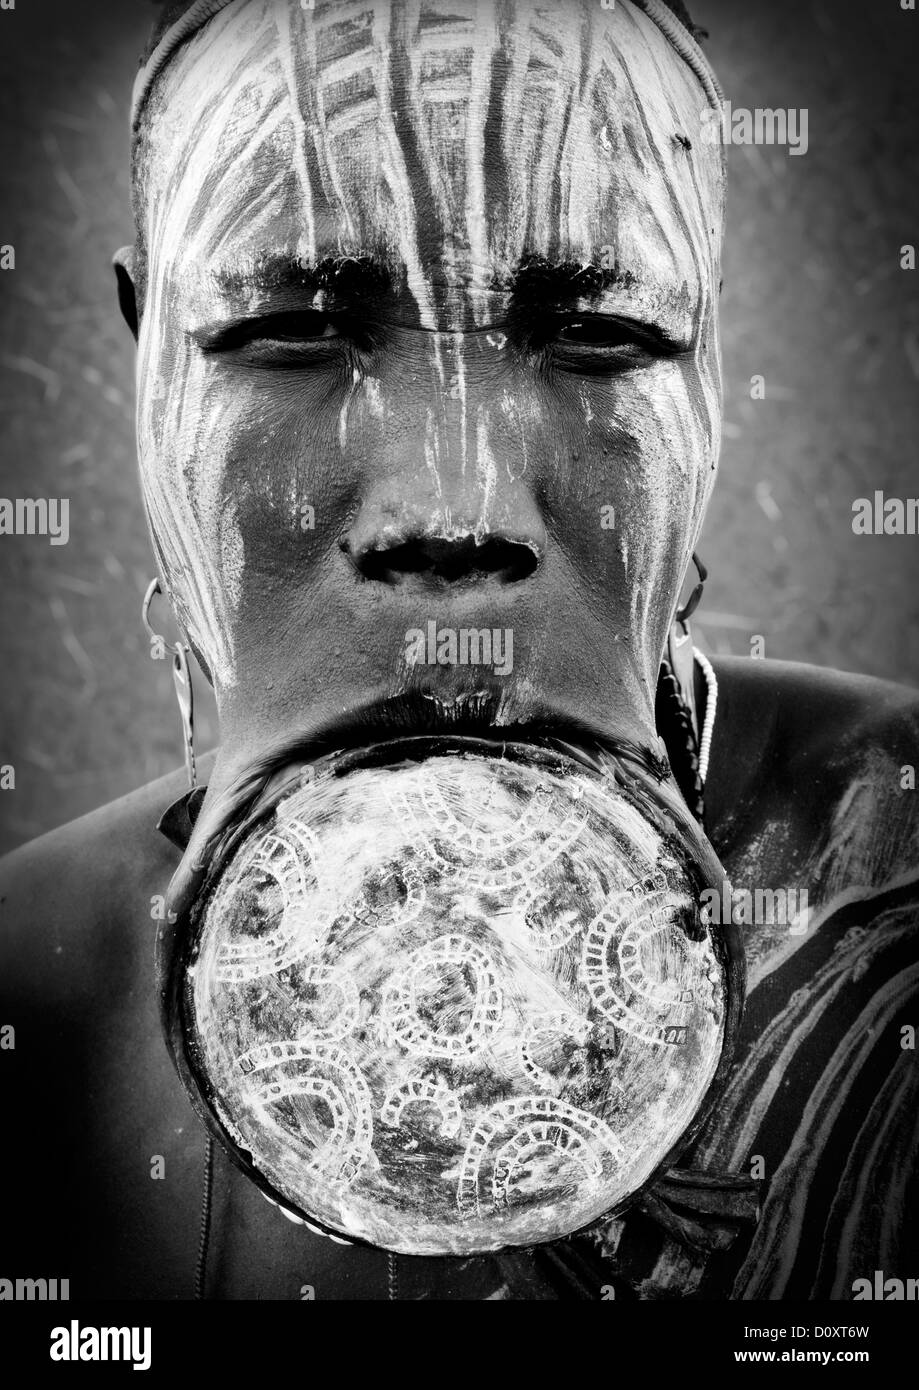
249,729 -> 671,825
309,688 -> 619,756
327,731 -> 608,780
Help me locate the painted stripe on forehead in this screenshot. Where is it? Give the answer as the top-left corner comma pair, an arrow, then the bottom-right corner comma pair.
613,28 -> 707,320
132,0 -> 724,130
145,0 -> 723,338
274,1 -> 319,258
141,2 -> 280,260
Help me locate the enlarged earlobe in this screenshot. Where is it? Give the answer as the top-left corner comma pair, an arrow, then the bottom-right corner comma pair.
112,245 -> 139,340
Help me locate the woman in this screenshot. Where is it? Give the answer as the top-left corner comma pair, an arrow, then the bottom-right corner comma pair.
2,0 -> 916,1300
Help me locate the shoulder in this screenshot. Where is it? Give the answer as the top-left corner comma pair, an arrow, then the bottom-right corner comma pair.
710,654 -> 919,757
0,759 -> 211,1002
707,655 -> 919,888
710,654 -> 919,793
0,764 -> 220,1295
692,661 -> 919,1297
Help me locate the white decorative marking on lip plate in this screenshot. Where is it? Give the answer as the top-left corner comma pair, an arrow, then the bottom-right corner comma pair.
187,746 -> 727,1255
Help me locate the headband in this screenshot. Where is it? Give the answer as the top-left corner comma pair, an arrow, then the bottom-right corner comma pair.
131,0 -> 724,131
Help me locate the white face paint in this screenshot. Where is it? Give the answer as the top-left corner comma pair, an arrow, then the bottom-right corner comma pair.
135,0 -> 724,780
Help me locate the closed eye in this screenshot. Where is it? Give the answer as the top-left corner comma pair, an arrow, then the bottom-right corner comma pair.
543,314 -> 686,373
558,319 -> 648,347
194,310 -> 354,367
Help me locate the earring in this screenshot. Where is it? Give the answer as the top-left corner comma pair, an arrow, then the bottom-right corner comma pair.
142,577 -> 197,791
675,551 -> 707,625
655,552 -> 709,823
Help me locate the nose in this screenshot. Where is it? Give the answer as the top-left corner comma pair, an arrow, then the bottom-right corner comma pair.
350,531 -> 540,587
341,341 -> 548,591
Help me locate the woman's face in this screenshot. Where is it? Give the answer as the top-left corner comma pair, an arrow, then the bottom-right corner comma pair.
134,0 -> 725,764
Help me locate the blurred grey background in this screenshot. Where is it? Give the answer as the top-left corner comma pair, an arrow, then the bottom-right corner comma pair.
1,0 -> 917,853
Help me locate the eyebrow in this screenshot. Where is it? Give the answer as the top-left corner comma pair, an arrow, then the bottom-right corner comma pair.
207,249 -> 693,341
500,254 -> 633,303
212,253 -> 392,302
212,251 -> 633,306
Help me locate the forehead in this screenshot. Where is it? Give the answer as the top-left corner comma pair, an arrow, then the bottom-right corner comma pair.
141,0 -> 724,332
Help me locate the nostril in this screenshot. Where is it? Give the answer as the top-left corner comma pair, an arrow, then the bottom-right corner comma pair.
352,535 -> 540,586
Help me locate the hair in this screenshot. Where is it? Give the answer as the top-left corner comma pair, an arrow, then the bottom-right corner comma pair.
140,0 -> 705,62
142,0 -> 200,59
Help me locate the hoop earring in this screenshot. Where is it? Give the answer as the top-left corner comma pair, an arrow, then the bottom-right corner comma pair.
142,577 -> 197,791
675,551 -> 707,625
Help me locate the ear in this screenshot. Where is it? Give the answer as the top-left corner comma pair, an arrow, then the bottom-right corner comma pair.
112,245 -> 139,340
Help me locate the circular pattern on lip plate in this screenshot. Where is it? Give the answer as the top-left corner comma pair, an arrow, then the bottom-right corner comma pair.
182,745 -> 729,1255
